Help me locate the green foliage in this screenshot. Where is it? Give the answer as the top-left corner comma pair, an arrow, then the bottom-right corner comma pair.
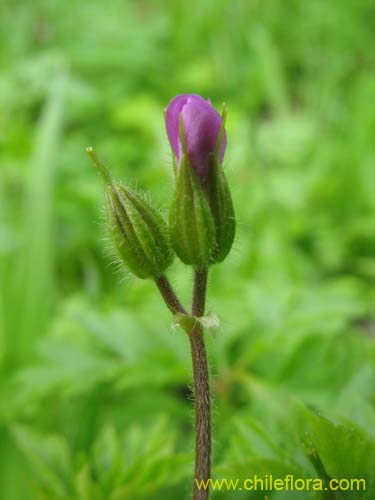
0,0 -> 373,498
13,418 -> 191,500
307,412 -> 374,483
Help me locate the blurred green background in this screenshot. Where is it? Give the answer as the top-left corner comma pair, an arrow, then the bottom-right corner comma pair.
0,0 -> 374,499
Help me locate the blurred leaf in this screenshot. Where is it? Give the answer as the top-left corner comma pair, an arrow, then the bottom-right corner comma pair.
12,425 -> 73,498
308,412 -> 374,481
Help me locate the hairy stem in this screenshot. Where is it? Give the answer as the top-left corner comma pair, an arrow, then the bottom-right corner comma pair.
154,274 -> 187,315
154,269 -> 211,499
190,268 -> 211,500
192,268 -> 208,317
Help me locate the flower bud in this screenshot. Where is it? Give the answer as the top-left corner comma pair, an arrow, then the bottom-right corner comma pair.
165,94 -> 226,182
165,95 -> 235,265
87,147 -> 173,279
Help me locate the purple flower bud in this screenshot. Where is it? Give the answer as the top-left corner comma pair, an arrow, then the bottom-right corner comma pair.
165,94 -> 226,180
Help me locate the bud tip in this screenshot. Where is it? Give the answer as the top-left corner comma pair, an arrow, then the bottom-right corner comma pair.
86,146 -> 111,185
214,104 -> 227,158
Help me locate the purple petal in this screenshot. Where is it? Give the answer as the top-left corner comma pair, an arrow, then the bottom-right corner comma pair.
182,97 -> 226,176
165,94 -> 206,159
165,93 -> 226,179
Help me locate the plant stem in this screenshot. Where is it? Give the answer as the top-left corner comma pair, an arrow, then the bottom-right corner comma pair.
190,268 -> 211,500
155,269 -> 211,499
192,268 -> 208,317
154,274 -> 187,315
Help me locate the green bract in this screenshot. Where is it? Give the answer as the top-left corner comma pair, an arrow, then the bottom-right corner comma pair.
206,156 -> 236,263
169,154 -> 216,267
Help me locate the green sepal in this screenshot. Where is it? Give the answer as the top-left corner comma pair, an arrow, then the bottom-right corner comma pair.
206,157 -> 236,263
169,155 -> 216,267
106,182 -> 174,279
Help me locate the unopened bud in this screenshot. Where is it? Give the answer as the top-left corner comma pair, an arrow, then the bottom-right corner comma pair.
165,98 -> 235,266
87,147 -> 173,279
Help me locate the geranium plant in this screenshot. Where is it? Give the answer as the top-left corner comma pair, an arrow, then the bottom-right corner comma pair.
87,93 -> 235,500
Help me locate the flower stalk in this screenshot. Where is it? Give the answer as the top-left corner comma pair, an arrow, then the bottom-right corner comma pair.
157,269 -> 211,500
190,268 -> 211,500
154,274 -> 186,315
